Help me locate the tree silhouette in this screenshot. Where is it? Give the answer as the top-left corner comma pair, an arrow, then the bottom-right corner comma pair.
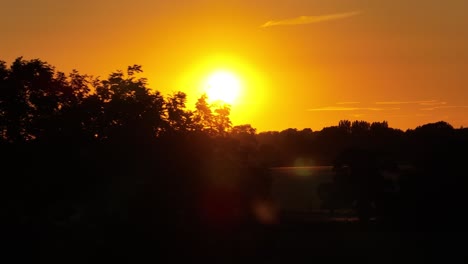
193,94 -> 214,133
212,103 -> 232,136
93,65 -> 166,141
165,91 -> 193,133
193,93 -> 232,136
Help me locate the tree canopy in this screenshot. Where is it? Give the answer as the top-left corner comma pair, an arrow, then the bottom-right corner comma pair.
0,58 -> 236,144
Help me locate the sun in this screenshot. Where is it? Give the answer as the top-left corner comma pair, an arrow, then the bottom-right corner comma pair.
204,70 -> 241,105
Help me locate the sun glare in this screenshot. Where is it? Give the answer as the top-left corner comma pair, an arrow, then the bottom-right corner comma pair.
179,54 -> 268,126
205,70 -> 241,105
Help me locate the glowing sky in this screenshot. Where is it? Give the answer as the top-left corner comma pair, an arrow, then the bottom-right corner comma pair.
2,0 -> 468,131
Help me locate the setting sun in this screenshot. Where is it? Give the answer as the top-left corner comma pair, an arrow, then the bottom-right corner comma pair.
204,70 -> 241,105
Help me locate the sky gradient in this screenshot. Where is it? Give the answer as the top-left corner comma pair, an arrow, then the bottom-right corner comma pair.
1,0 -> 467,131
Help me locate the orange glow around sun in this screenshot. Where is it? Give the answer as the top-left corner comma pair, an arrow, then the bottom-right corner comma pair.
178,54 -> 269,126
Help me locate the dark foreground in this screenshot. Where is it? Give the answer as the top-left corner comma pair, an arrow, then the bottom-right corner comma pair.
7,213 -> 466,264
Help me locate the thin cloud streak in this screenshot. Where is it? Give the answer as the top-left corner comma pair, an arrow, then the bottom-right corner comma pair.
307,106 -> 399,111
261,11 -> 361,28
375,100 -> 444,105
419,101 -> 447,106
420,105 -> 468,111
336,101 -> 360,105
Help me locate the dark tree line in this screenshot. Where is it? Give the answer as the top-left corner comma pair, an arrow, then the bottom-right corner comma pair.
0,58 -> 239,143
257,119 -> 467,168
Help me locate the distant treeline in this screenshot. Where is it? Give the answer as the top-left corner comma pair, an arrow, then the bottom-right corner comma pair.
257,119 -> 468,167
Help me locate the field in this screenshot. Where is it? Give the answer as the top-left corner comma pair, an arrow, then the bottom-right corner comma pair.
261,167 -> 465,262
271,166 -> 340,215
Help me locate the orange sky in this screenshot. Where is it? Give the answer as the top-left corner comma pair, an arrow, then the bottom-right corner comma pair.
1,0 -> 468,131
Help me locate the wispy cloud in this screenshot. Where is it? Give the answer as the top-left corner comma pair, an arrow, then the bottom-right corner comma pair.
349,114 -> 365,118
420,105 -> 468,111
336,101 -> 360,105
375,100 -> 439,105
419,101 -> 447,106
260,11 -> 361,28
308,100 -> 467,112
307,106 -> 399,111
374,100 -> 465,110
